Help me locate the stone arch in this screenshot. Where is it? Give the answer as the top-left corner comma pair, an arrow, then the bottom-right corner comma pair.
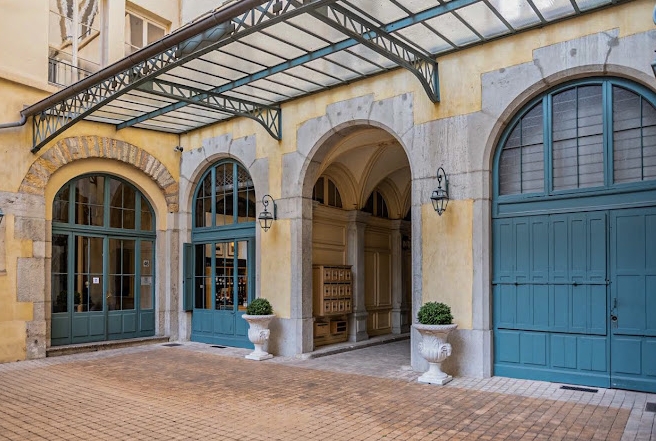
20,136 -> 179,212
319,162 -> 359,210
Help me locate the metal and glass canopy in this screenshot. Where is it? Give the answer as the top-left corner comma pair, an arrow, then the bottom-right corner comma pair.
22,0 -> 630,152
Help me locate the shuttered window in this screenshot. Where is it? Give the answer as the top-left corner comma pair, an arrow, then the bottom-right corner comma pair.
497,79 -> 656,198
613,86 -> 656,184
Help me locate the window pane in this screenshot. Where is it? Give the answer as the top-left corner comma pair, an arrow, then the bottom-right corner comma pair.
140,241 -> 154,310
141,202 -> 153,231
499,102 -> 544,195
237,165 -> 255,222
195,174 -> 212,228
147,23 -> 164,45
194,244 -> 209,309
109,180 -> 136,229
75,176 -> 104,226
553,86 -> 603,190
215,242 -> 234,311
109,239 -> 135,311
215,164 -> 234,226
613,86 -> 656,183
53,186 -> 69,223
313,177 -> 324,204
74,236 -> 103,312
52,234 -> 68,313
236,241 -> 249,309
127,13 -> 143,49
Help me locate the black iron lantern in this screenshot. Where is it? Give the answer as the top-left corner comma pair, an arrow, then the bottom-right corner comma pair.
430,167 -> 449,216
258,194 -> 277,232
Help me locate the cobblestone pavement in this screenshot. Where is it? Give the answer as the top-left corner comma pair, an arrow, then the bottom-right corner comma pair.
0,341 -> 654,440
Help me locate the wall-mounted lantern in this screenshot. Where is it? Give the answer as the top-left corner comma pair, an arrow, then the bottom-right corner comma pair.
258,195 -> 277,232
430,167 -> 449,216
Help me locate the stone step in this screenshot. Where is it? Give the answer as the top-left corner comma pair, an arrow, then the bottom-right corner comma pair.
46,336 -> 170,358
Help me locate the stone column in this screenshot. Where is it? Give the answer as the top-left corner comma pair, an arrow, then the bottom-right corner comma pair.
346,211 -> 370,342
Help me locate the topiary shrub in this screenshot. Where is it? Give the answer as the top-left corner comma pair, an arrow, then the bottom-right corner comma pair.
417,302 -> 453,325
246,298 -> 273,315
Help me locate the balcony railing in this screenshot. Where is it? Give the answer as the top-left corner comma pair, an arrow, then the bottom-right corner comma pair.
48,58 -> 93,87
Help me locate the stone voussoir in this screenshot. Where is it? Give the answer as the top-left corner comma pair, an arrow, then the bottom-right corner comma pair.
19,136 -> 179,211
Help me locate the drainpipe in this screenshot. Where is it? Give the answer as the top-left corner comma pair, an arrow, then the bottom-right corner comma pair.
0,115 -> 27,130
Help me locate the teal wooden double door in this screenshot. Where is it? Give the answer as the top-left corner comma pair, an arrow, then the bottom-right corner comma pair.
493,207 -> 656,392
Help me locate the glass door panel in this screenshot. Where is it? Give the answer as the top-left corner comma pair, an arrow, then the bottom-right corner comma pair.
74,235 -> 104,312
194,243 -> 212,309
52,234 -> 69,313
215,241 -> 234,311
108,239 -> 136,310
236,240 -> 249,310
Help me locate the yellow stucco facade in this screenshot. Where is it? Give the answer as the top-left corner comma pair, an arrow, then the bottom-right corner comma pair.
0,0 -> 653,363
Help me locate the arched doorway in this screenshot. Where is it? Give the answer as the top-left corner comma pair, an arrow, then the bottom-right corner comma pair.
307,126 -> 412,347
492,77 -> 656,392
51,174 -> 156,345
185,160 -> 257,348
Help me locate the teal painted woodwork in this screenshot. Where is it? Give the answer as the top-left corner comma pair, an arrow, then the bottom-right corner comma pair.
50,175 -> 156,346
189,160 -> 257,349
493,78 -> 656,393
610,208 -> 656,393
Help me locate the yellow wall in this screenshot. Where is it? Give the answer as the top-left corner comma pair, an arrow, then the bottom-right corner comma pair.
260,219 -> 291,319
180,0 -> 653,320
0,216 -> 34,363
421,201 -> 473,329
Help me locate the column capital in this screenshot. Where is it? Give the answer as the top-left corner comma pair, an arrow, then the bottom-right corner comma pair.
346,210 -> 372,225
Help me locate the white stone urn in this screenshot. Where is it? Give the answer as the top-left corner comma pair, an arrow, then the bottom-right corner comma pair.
242,314 -> 275,361
414,323 -> 458,385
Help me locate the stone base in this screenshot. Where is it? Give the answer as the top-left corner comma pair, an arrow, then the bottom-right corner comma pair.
245,352 -> 273,361
418,373 -> 452,385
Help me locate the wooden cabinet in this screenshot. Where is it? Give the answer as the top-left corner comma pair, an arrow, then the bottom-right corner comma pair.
313,264 -> 352,347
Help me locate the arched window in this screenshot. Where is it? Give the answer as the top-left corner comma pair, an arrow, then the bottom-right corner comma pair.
194,161 -> 256,228
363,190 -> 390,218
312,176 -> 343,208
496,78 -> 656,198
51,175 -> 156,346
187,160 -> 256,348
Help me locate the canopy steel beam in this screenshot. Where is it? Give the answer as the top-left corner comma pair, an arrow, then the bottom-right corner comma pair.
29,0 -> 336,152
118,0 -> 480,130
138,79 -> 281,140
309,3 -> 439,102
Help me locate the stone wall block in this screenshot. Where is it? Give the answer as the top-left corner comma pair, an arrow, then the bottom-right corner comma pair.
325,94 -> 374,129
248,158 -> 269,202
368,93 -> 415,139
16,258 -> 45,303
14,217 -> 46,241
481,62 -> 546,119
25,319 -> 46,359
87,135 -> 100,157
281,151 -> 309,199
228,135 -> 256,168
296,115 -> 334,159
533,29 -> 620,81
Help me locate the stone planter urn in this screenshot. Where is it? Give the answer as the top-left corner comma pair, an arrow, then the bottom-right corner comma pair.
414,323 -> 458,385
242,314 -> 275,361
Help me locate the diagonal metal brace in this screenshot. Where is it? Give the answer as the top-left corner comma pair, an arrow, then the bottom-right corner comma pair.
309,3 -> 440,102
138,79 -> 282,140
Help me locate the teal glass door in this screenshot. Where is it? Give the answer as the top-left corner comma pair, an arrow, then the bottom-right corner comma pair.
51,174 -> 156,346
191,239 -> 254,347
610,207 -> 656,393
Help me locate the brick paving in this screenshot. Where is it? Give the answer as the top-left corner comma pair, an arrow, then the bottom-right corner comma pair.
0,342 -> 653,440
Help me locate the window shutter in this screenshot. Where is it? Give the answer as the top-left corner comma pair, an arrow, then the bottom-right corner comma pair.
183,243 -> 194,311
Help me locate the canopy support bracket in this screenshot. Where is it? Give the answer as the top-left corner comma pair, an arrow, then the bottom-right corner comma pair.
137,80 -> 282,140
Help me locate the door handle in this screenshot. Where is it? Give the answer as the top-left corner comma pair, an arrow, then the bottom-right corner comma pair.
610,315 -> 618,322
